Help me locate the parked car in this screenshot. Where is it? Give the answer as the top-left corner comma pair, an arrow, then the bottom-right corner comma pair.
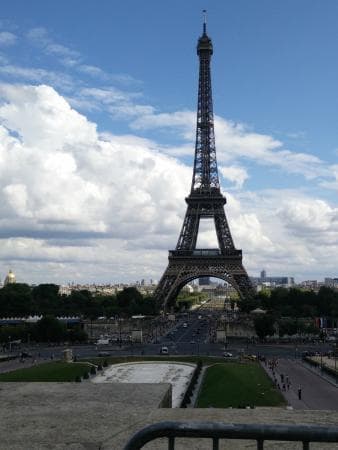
98,351 -> 110,357
223,352 -> 233,357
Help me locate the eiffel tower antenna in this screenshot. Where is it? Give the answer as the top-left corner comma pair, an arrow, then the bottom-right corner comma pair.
154,17 -> 254,310
203,9 -> 207,34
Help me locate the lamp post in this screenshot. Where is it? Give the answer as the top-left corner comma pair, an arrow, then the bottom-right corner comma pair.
119,318 -> 122,348
334,344 -> 337,384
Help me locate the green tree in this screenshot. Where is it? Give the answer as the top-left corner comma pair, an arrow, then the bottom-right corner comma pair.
0,283 -> 32,317
254,315 -> 276,340
32,284 -> 60,315
116,287 -> 143,310
34,316 -> 66,342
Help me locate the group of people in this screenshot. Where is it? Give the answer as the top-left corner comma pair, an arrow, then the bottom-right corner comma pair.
264,357 -> 303,401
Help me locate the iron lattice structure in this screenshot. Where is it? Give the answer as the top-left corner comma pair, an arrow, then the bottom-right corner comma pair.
154,20 -> 254,309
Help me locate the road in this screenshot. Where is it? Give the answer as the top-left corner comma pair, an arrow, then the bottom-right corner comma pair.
2,309 -> 333,361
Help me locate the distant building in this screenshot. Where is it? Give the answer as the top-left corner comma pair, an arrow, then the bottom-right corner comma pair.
324,278 -> 338,288
300,280 -> 319,290
4,269 -> 16,286
252,270 -> 294,288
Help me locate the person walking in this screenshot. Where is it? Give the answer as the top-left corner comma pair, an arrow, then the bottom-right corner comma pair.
298,386 -> 302,400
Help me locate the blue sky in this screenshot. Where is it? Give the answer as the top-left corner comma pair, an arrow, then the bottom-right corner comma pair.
0,0 -> 337,284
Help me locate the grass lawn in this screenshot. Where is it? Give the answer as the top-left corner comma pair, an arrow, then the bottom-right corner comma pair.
196,362 -> 285,408
0,356 -> 225,382
0,361 -> 92,382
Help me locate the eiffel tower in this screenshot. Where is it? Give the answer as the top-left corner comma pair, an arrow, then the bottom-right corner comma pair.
154,15 -> 254,309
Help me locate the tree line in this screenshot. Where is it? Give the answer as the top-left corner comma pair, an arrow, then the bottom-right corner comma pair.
239,287 -> 338,339
1,316 -> 87,345
0,283 -> 158,319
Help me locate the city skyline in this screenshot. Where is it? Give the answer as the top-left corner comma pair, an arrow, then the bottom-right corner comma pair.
0,1 -> 338,284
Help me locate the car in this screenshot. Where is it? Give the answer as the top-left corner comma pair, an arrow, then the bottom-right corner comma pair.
20,351 -> 32,358
243,354 -> 257,361
183,323 -> 188,328
98,351 -> 110,357
160,346 -> 169,355
223,352 -> 233,357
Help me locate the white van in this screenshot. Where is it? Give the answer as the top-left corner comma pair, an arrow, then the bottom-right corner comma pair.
160,346 -> 169,354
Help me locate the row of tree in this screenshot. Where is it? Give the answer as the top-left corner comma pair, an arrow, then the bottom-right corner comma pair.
0,284 -> 158,319
240,286 -> 338,318
1,316 -> 87,345
238,287 -> 338,339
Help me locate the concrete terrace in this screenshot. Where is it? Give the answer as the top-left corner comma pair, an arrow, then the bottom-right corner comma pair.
1,382 -> 338,449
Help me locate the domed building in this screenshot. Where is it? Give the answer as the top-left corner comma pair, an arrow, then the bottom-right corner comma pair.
4,269 -> 16,286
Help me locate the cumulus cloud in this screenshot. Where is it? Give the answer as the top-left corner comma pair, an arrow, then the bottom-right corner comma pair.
0,83 -> 190,249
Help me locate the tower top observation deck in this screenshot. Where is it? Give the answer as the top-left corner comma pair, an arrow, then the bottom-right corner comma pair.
197,10 -> 213,55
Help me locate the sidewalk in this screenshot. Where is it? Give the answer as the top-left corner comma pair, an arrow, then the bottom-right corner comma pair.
261,359 -> 310,409
261,358 -> 338,410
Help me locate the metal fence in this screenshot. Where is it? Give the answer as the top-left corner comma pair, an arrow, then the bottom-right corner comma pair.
124,421 -> 338,450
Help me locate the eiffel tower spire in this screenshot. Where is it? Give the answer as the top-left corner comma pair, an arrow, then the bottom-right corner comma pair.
154,15 -> 254,309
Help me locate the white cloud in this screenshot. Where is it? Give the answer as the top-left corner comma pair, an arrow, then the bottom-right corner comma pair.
0,84 -> 191,282
0,83 -> 337,284
319,165 -> 338,191
219,165 -> 249,189
26,27 -> 81,65
278,198 -> 338,236
0,31 -> 17,46
214,116 -> 328,179
0,65 -> 74,89
129,108 -> 330,181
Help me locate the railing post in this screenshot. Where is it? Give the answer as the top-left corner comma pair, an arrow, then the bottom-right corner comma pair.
257,439 -> 264,450
212,437 -> 219,450
168,436 -> 175,450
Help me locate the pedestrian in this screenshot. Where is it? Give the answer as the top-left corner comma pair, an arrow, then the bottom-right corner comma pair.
298,386 -> 302,400
282,383 -> 286,391
280,373 -> 284,383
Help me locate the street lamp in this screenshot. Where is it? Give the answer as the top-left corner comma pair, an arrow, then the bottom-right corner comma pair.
118,318 -> 122,348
